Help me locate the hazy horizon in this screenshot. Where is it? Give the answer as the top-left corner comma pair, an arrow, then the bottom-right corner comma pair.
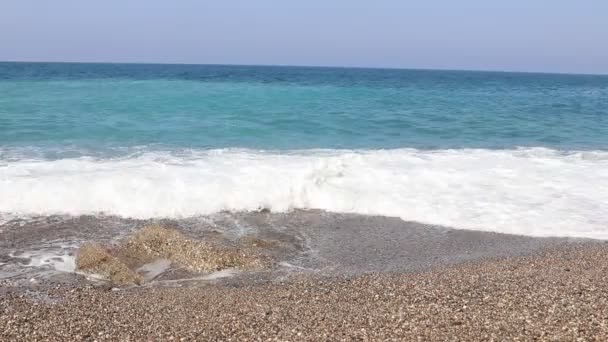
3,60 -> 608,77
2,1 -> 607,75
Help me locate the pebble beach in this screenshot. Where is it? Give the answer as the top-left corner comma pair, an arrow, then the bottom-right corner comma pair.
2,243 -> 608,341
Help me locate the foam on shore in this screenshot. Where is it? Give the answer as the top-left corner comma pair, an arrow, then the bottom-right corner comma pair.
1,148 -> 607,239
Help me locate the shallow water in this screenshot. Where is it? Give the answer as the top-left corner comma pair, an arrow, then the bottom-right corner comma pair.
2,63 -> 608,151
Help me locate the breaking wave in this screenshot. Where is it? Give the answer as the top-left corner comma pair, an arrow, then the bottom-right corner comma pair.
1,148 -> 607,239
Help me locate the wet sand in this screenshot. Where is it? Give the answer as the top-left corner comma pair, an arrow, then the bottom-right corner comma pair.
1,211 -> 606,340
0,211 -> 589,283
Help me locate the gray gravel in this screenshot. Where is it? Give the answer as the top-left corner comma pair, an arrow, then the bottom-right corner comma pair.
2,243 -> 608,341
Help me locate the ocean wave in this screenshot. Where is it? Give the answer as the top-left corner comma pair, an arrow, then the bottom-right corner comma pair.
1,148 -> 607,239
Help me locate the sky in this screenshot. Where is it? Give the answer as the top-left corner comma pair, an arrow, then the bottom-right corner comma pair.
1,0 -> 607,74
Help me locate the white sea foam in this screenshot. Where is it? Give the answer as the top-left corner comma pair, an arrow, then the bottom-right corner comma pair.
9,251 -> 76,273
1,148 -> 607,239
136,259 -> 172,281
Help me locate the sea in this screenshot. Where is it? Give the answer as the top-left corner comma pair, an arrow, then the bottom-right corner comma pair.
1,62 -> 607,283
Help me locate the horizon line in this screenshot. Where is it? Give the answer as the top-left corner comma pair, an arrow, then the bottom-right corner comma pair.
1,59 -> 607,77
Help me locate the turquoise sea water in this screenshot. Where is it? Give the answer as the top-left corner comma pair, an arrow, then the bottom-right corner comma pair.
1,62 -> 608,239
1,62 -> 607,156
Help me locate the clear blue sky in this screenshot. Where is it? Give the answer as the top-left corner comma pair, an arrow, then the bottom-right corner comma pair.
1,0 -> 607,74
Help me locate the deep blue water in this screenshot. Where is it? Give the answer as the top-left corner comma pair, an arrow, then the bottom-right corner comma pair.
1,62 -> 608,156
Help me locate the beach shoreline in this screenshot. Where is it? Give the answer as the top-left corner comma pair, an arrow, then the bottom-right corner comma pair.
1,212 -> 607,340
2,242 -> 608,340
0,211 -> 593,287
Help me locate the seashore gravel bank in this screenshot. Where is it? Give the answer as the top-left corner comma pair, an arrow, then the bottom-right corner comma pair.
2,243 -> 608,341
